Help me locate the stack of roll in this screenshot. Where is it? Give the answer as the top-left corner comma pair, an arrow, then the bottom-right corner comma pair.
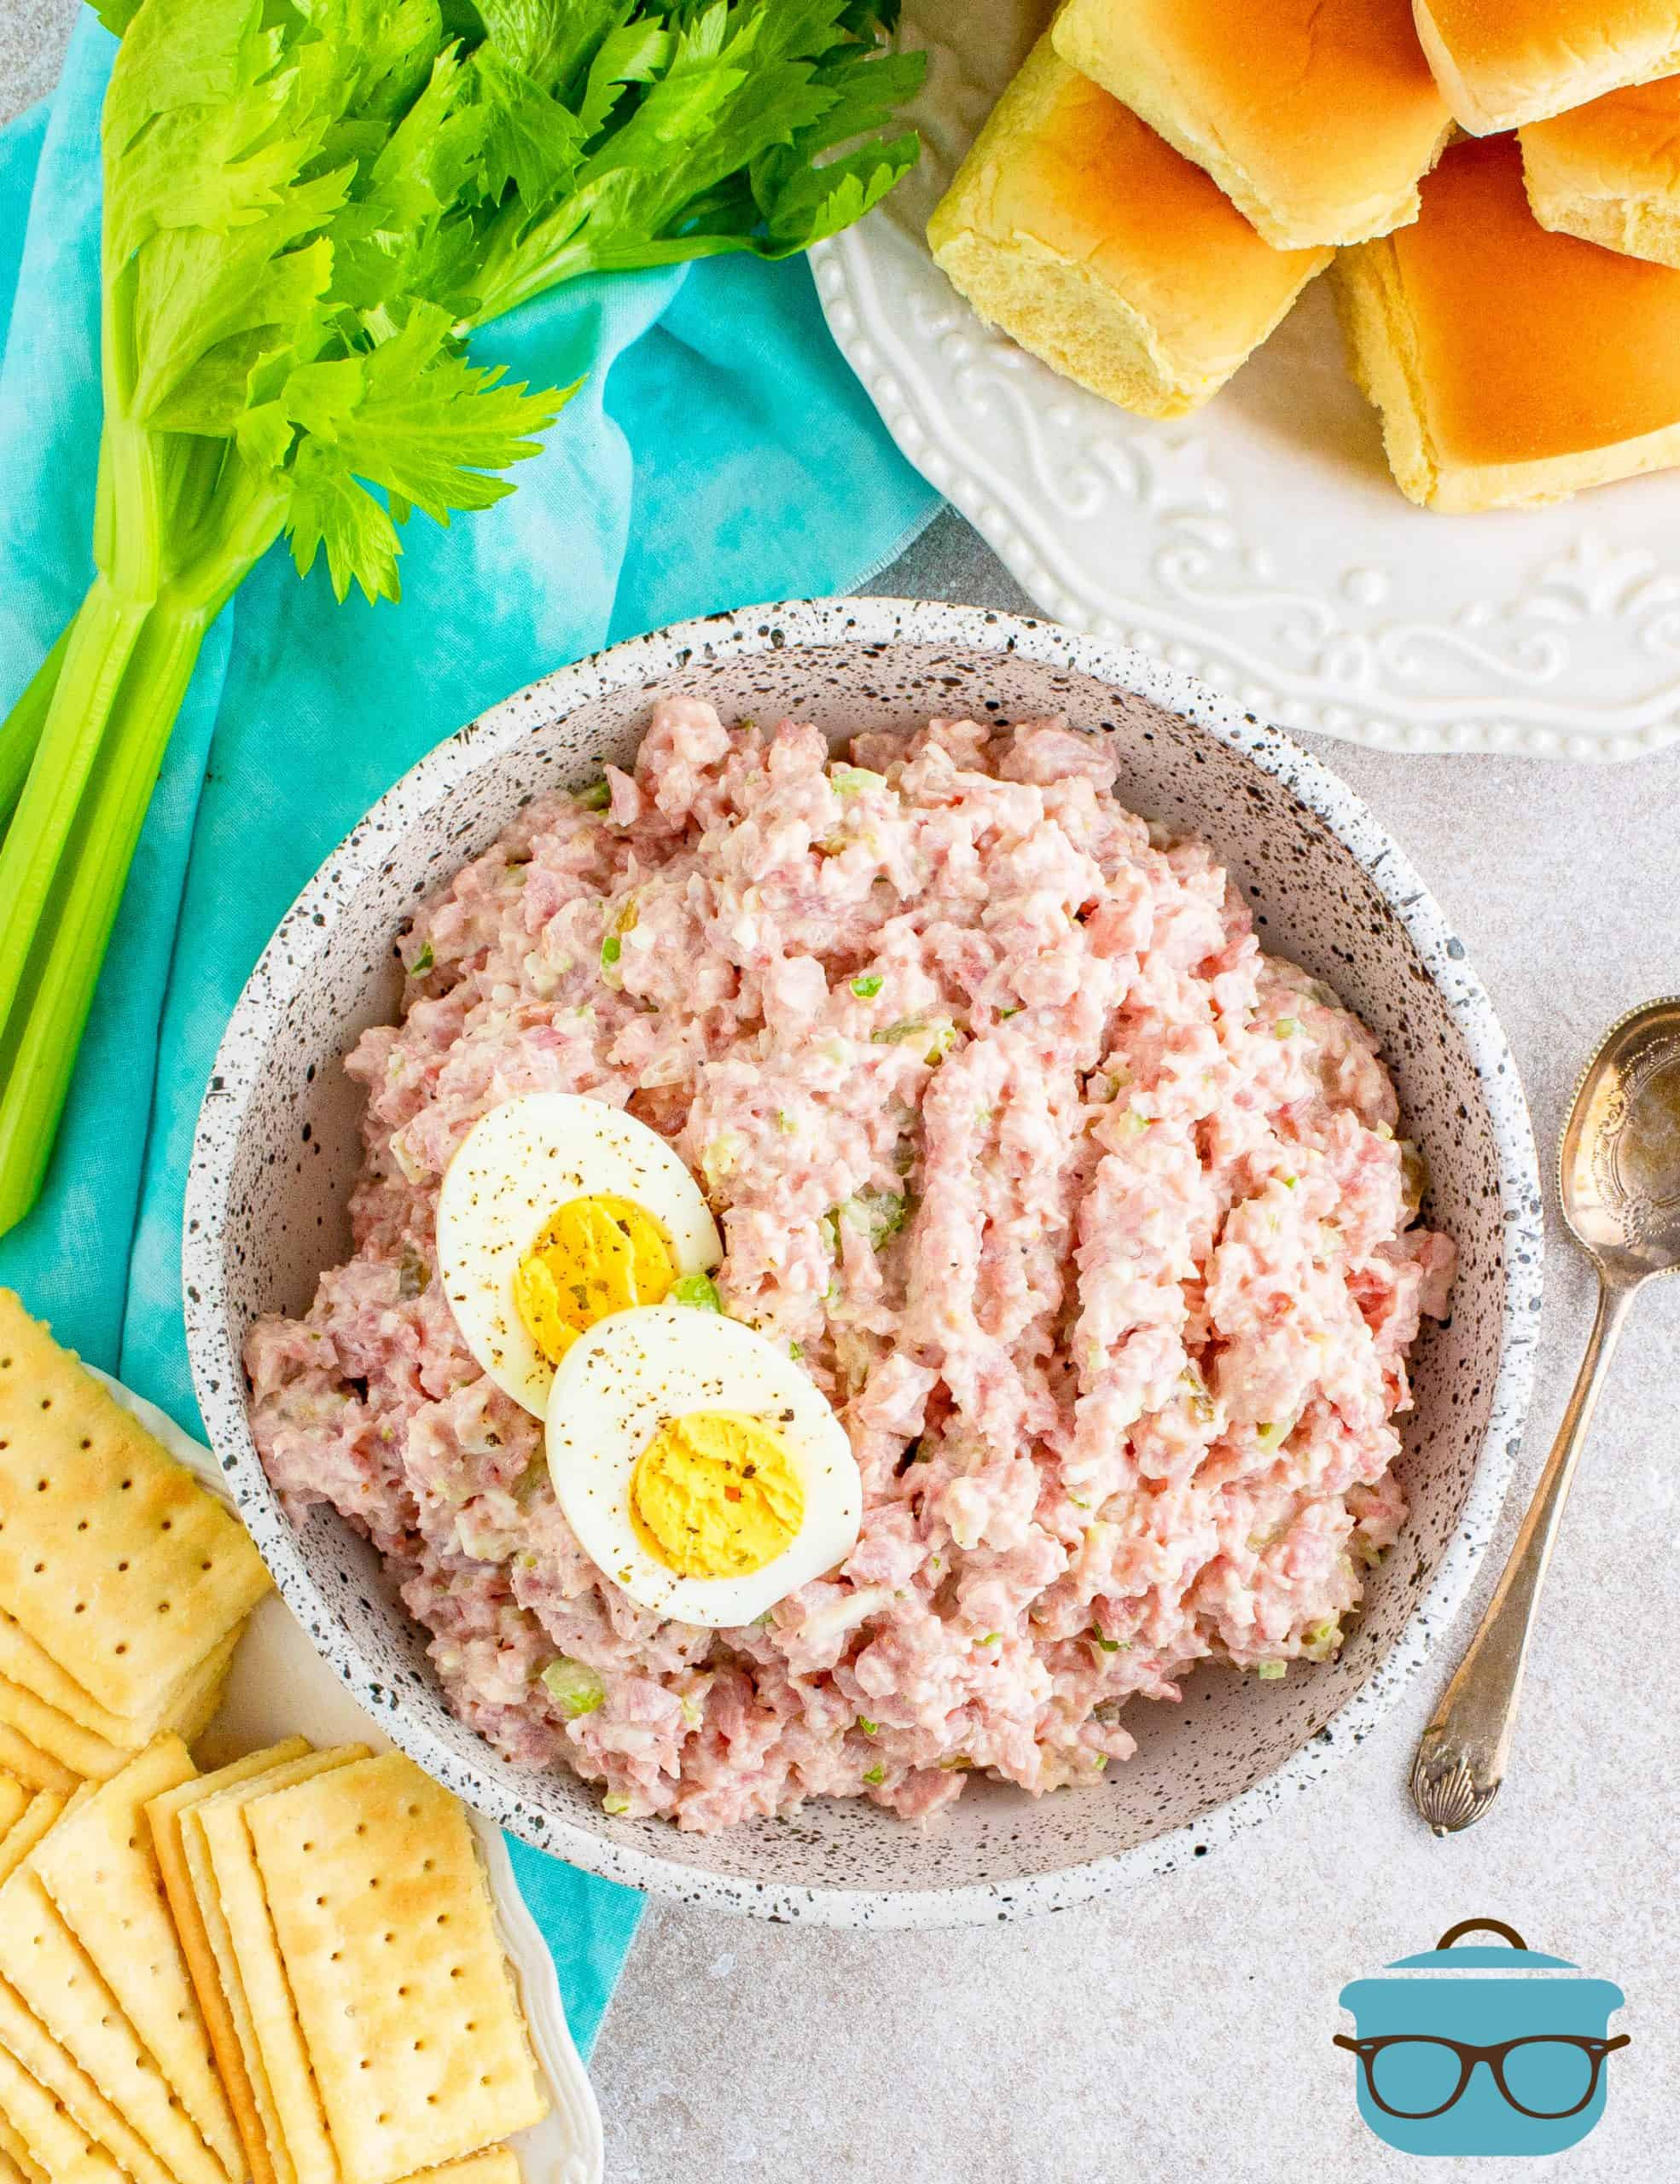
928,2 -> 1680,511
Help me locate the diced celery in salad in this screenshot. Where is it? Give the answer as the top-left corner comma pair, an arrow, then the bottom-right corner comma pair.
541,1658 -> 606,1718
668,1272 -> 722,1312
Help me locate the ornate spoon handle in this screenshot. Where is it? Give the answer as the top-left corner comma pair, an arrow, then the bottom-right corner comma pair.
1410,1275 -> 1637,1834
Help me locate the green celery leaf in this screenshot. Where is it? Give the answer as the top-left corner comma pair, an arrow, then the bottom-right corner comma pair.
130,183 -> 345,419
92,0 -> 919,599
103,0 -> 349,273
145,328 -> 280,435
363,40 -> 491,226
478,0 -> 634,95
103,0 -> 280,159
733,0 -> 859,67
839,2 -> 902,32
793,41 -> 927,146
575,18 -> 673,136
464,0 -> 923,315
339,0 -> 446,124
285,438 -> 404,601
282,300 -> 571,522
407,207 -> 491,314
111,106 -> 331,272
317,35 -> 496,311
474,43 -> 589,208
234,398 -> 296,470
756,130 -> 920,254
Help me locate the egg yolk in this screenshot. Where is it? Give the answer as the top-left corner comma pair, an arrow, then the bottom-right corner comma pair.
629,1411 -> 805,1581
514,1194 -> 677,1364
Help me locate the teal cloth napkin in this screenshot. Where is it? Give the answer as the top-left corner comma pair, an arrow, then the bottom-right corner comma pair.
0,14 -> 937,2059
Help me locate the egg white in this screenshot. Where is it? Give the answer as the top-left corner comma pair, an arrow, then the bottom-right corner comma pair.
435,1094 -> 722,1416
546,1304 -> 862,1627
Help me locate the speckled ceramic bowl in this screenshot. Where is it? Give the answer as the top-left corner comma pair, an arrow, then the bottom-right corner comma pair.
183,599 -> 1543,1926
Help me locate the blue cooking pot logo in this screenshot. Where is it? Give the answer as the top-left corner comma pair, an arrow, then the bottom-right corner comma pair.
1336,1920 -> 1629,2156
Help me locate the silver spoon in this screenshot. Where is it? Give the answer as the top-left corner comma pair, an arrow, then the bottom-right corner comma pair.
1411,996 -> 1680,1834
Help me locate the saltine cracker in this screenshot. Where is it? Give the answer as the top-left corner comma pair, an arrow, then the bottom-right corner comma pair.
404,2153 -> 525,2183
0,1966 -> 178,2184
0,1854 -> 228,2184
0,1715 -> 77,1792
149,1740 -> 311,2184
186,1748 -> 368,2184
0,2040 -> 129,2184
36,1738 -> 246,2181
0,1290 -> 268,1714
0,2114 -> 37,2184
0,1665 -> 129,1778
0,1601 -> 236,1749
0,1766 -> 26,1844
248,1752 -> 547,2183
0,1785 -> 62,1883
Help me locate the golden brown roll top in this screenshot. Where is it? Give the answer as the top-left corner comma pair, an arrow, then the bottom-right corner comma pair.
1521,73 -> 1680,264
1415,0 -> 1680,134
927,38 -> 1331,419
1054,0 -> 1452,247
1335,131 -> 1680,508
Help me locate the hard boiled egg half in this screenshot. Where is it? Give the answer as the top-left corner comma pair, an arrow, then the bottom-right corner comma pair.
436,1094 -> 722,1417
546,1304 -> 863,1626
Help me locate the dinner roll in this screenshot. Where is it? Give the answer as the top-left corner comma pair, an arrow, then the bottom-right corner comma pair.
1521,75 -> 1680,266
1414,0 -> 1680,135
1334,132 -> 1680,510
926,38 -> 1330,420
1052,0 -> 1452,249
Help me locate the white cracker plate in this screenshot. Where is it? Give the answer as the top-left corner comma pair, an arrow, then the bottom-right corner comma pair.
92,1371 -> 604,2184
812,0 -> 1680,759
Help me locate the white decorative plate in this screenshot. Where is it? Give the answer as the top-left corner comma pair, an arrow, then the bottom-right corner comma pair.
812,0 -> 1680,759
93,1372 -> 604,2184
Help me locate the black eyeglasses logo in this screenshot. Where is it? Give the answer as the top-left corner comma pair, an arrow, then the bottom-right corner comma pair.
1333,2032 -> 1631,2123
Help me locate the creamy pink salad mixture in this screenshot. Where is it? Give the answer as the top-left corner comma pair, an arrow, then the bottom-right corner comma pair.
247,701 -> 1453,1833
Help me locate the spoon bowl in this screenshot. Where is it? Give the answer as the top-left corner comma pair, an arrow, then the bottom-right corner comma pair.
1560,996 -> 1680,1284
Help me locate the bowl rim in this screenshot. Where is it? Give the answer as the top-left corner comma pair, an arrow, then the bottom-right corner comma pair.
183,595 -> 1543,1927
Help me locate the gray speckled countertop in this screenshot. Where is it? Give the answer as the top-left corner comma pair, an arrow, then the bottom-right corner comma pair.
2,0 -> 77,113
5,19 -> 1677,2182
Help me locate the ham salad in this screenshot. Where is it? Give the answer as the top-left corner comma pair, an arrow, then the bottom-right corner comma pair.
247,701 -> 1454,1833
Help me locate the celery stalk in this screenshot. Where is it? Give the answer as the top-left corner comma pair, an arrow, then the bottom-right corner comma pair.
0,594 -> 206,1229
0,0 -> 923,1238
0,588 -> 152,1011
0,442 -> 286,1233
0,625 -> 73,830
